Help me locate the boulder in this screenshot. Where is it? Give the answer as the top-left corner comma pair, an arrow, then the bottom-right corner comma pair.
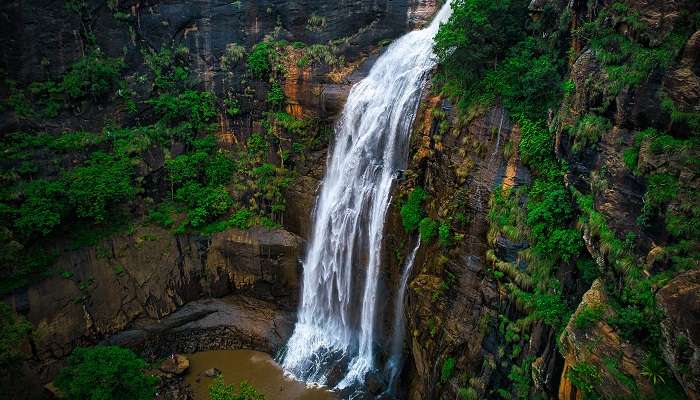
160,354 -> 190,375
202,368 -> 222,378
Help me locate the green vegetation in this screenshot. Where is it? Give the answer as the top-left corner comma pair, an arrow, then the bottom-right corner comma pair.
267,82 -> 286,107
0,303 -> 31,368
400,187 -> 427,233
419,217 -> 439,243
209,376 -> 265,400
247,42 -> 272,79
574,2 -> 690,95
6,49 -> 125,118
567,362 -> 600,396
574,304 -> 604,330
434,0 -> 528,104
440,356 -> 456,383
54,346 -> 157,400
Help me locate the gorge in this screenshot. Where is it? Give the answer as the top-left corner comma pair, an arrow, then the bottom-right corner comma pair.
0,0 -> 699,400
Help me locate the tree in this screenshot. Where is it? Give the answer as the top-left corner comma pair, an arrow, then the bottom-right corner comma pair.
434,0 -> 528,98
54,345 -> 157,400
209,375 -> 265,400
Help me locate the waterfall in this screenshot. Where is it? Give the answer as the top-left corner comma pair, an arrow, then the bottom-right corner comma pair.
385,237 -> 421,393
281,2 -> 453,391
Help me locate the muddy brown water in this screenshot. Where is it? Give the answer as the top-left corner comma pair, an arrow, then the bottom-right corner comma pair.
184,350 -> 336,400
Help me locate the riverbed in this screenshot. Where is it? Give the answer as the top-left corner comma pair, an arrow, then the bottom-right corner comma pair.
184,350 -> 336,400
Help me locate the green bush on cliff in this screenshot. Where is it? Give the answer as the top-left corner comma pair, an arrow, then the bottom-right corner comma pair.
0,303 -> 31,369
419,217 -> 439,243
54,345 -> 157,400
434,0 -> 528,100
266,82 -> 286,107
63,152 -> 136,223
149,90 -> 217,133
209,375 -> 264,400
567,362 -> 600,397
247,42 -> 272,79
400,187 -> 427,233
61,49 -> 125,101
440,356 -> 456,383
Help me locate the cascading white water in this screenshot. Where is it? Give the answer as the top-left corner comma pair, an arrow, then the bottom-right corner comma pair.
281,2 -> 453,390
385,237 -> 421,392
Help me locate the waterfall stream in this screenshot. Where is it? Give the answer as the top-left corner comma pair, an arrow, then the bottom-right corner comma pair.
281,2 -> 453,392
385,237 -> 421,393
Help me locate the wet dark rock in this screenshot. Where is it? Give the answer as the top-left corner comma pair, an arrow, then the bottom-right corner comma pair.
494,236 -> 529,263
202,367 -> 222,378
366,370 -> 387,395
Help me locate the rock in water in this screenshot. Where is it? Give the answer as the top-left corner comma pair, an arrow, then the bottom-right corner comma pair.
202,368 -> 222,378
160,354 -> 190,375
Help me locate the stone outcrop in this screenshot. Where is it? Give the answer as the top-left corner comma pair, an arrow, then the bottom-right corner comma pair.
559,280 -> 654,400
657,269 -> 700,399
381,89 -> 537,399
4,225 -> 301,385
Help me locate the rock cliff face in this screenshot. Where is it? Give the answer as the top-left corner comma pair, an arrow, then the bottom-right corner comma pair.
378,0 -> 699,399
5,225 -> 300,387
657,270 -> 700,399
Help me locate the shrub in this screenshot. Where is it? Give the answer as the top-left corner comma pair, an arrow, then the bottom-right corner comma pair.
176,183 -> 233,228
247,134 -> 268,156
229,209 -> 255,230
206,152 -> 237,186
208,375 -> 264,400
434,0 -> 528,99
567,362 -> 600,396
0,303 -> 31,368
639,173 -> 679,226
400,187 -> 427,232
54,346 -> 157,400
306,13 -> 327,32
641,355 -> 667,385
438,222 -> 452,246
61,49 -> 125,101
481,38 -> 562,119
458,387 -> 478,400
575,304 -> 604,330
149,90 -> 217,132
518,117 -> 553,169
419,217 -> 439,243
63,153 -> 136,223
166,151 -> 207,186
572,114 -> 611,152
267,82 -> 286,107
440,356 -> 456,383
247,42 -> 272,79
220,43 -> 247,71
14,179 -> 66,236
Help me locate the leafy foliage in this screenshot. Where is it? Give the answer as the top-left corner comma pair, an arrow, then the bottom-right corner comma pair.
434,0 -> 528,101
247,42 -> 272,79
267,82 -> 286,107
567,362 -> 600,396
208,376 -> 265,400
63,152 -> 136,223
440,356 -> 456,383
400,187 -> 427,233
61,49 -> 125,100
0,303 -> 31,368
54,346 -> 157,400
